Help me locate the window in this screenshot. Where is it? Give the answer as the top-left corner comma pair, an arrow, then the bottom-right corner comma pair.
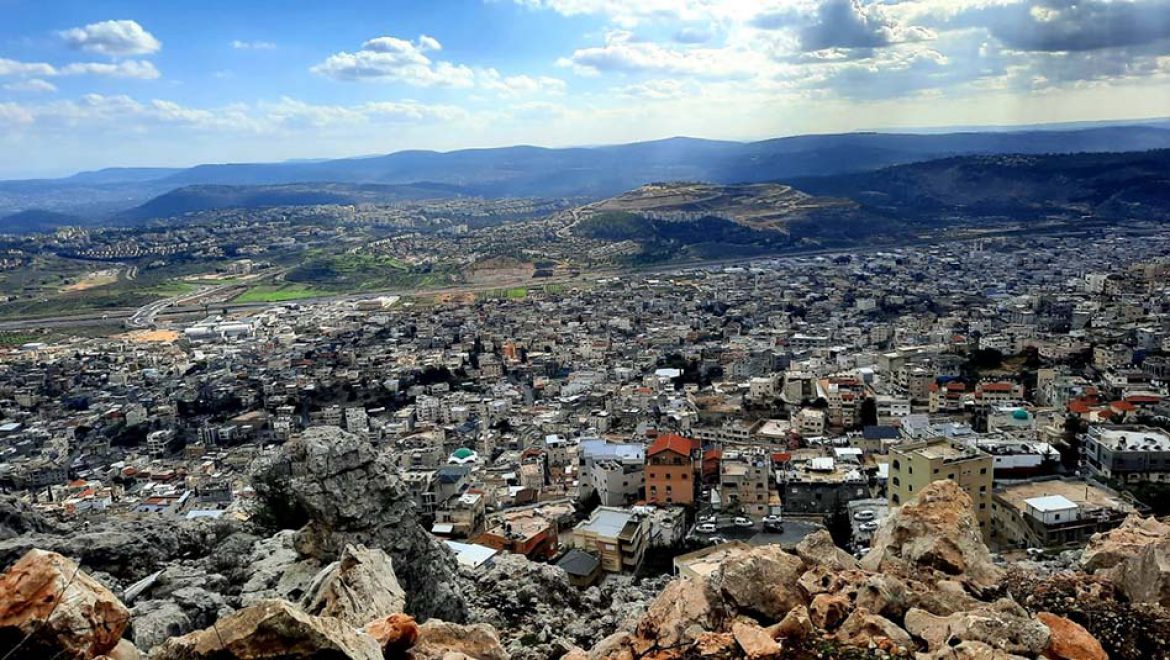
980,467 -> 988,474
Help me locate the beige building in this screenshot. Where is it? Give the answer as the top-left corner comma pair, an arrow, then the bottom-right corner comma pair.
888,440 -> 993,535
570,507 -> 648,574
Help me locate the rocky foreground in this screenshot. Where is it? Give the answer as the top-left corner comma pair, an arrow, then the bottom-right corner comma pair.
0,427 -> 1168,658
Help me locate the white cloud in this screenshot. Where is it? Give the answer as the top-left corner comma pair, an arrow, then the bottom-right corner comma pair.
613,78 -> 694,99
0,58 -> 56,77
59,19 -> 162,56
313,34 -> 566,95
231,40 -> 277,50
558,31 -> 763,78
0,57 -> 160,80
3,79 -> 57,93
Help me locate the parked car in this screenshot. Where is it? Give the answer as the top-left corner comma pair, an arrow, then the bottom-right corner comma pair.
733,516 -> 754,528
853,510 -> 876,521
709,536 -> 729,545
762,514 -> 783,526
695,522 -> 717,534
698,514 -> 717,524
859,520 -> 879,532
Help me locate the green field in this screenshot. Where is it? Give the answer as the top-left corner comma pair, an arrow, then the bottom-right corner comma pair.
234,283 -> 328,303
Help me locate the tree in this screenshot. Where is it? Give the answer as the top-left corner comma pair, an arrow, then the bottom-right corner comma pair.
859,397 -> 878,428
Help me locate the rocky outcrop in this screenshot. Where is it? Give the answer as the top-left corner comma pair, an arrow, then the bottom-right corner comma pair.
1081,514 -> 1170,607
730,621 -> 780,658
0,517 -> 239,583
0,494 -> 55,541
250,426 -> 466,621
301,544 -> 405,625
464,549 -> 668,659
0,548 -> 130,658
410,620 -> 508,660
832,608 -> 912,650
861,480 -> 1001,589
150,599 -> 382,660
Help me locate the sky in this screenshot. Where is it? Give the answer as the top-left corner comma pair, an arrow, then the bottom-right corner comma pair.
2,0 -> 1170,178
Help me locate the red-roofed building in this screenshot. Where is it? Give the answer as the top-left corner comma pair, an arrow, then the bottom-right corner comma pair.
646,434 -> 699,506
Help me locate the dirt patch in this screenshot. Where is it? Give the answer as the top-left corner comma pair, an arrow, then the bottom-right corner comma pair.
118,329 -> 181,343
61,270 -> 119,292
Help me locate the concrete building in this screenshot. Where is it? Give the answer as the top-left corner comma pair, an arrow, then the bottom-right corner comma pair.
1082,426 -> 1170,483
570,507 -> 648,573
990,478 -> 1137,550
888,439 -> 993,534
645,434 -> 697,506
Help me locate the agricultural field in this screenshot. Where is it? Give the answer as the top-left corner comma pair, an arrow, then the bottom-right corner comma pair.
233,283 -> 329,303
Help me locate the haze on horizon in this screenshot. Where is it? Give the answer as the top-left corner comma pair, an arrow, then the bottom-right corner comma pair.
3,0 -> 1170,179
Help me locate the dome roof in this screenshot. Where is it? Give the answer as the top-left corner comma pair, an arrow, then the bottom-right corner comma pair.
1012,408 -> 1030,420
452,447 -> 475,459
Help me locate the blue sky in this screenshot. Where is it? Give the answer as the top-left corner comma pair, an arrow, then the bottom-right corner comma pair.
3,0 -> 1170,177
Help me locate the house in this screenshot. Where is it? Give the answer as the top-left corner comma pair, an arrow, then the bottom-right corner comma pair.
645,434 -> 698,506
570,506 -> 649,574
556,548 -> 602,588
888,440 -> 993,536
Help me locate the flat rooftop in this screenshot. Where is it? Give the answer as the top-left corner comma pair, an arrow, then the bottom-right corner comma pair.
576,507 -> 634,539
1092,428 -> 1170,452
997,479 -> 1135,515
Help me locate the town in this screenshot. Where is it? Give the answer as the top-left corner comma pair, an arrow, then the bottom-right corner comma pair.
2,223 -> 1169,593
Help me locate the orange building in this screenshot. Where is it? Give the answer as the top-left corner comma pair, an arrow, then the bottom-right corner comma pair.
645,434 -> 699,506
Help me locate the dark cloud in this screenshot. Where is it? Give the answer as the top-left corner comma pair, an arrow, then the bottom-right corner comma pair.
950,0 -> 1170,53
797,0 -> 933,52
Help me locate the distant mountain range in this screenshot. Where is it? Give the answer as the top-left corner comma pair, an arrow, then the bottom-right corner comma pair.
3,123 -> 1170,231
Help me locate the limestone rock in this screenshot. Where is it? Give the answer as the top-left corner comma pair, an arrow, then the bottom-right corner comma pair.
1082,514 -> 1170,572
129,599 -> 191,652
860,480 -> 1001,589
832,608 -> 912,649
150,598 -> 381,660
411,620 -> 508,660
238,530 -> 321,606
250,426 -> 466,621
731,621 -> 780,658
809,592 -> 852,630
766,605 -> 814,641
364,613 -> 419,656
636,575 -> 726,649
0,548 -> 130,658
1036,612 -> 1107,660
100,638 -> 144,660
904,602 -> 1051,656
301,543 -> 405,626
917,640 -> 1030,659
794,529 -> 859,571
710,545 -> 806,620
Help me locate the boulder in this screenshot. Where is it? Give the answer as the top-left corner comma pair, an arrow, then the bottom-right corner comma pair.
636,575 -> 726,649
808,593 -> 851,630
710,545 -> 806,620
129,599 -> 191,652
238,530 -> 321,606
917,640 -> 1030,659
1081,514 -> 1170,572
149,599 -> 381,659
410,620 -> 508,660
794,529 -> 859,571
1100,535 -> 1170,607
1036,612 -> 1107,660
731,621 -> 780,658
301,544 -> 406,626
832,608 -> 912,649
100,638 -> 144,660
904,602 -> 1051,656
0,548 -> 130,658
860,480 -> 1001,589
765,605 -> 814,641
250,426 -> 467,621
364,613 -> 419,656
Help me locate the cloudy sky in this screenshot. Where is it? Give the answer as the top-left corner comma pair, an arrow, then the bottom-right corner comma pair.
2,0 -> 1170,177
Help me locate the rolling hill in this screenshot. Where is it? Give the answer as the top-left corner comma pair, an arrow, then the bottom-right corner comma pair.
4,124 -> 1170,222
